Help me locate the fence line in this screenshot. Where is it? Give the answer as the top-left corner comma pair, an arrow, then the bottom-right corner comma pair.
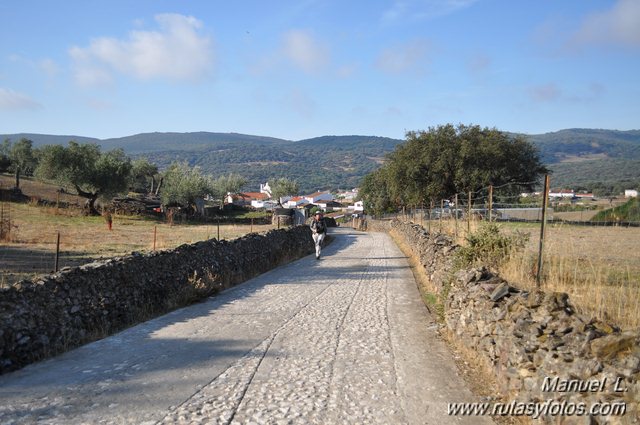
0,216 -> 285,288
373,177 -> 640,287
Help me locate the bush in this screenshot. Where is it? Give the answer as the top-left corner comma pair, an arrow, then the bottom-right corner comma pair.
591,197 -> 640,222
455,223 -> 528,271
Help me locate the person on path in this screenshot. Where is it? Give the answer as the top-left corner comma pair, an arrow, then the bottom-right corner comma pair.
310,211 -> 327,260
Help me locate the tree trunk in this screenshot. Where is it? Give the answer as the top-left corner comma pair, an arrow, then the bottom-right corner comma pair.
150,176 -> 156,195
74,184 -> 100,215
155,177 -> 163,196
14,167 -> 20,189
81,196 -> 100,215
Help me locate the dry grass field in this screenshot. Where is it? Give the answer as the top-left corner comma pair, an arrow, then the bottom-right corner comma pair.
433,218 -> 640,329
0,175 -> 278,286
500,223 -> 640,330
0,202 -> 277,286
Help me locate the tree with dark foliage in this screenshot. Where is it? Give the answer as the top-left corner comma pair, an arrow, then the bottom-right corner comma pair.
360,124 -> 548,216
36,142 -> 132,214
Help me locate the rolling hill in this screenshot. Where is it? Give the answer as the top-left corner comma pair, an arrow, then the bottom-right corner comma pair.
2,128 -> 639,194
527,129 -> 640,192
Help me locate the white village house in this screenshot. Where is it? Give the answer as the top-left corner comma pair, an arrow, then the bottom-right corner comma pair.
304,191 -> 333,204
549,189 -> 575,199
284,196 -> 310,208
259,182 -> 272,198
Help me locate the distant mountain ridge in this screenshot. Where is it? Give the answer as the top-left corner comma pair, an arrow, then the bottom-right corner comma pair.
523,129 -> 640,164
2,132 -> 292,154
2,129 -> 639,193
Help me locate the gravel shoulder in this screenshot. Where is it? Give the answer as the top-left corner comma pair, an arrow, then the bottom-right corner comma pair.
0,227 -> 493,424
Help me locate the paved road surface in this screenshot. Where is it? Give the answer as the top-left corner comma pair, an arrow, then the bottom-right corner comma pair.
0,228 -> 493,425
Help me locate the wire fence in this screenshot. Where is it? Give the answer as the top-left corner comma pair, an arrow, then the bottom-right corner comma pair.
373,177 -> 640,329
0,200 -> 283,287
379,181 -> 639,225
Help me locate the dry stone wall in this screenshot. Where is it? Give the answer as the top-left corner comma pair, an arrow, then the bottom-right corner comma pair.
0,226 -> 314,374
377,219 -> 639,424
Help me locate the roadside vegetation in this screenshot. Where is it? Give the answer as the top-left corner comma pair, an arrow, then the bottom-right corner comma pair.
0,136 -> 309,287
359,124 -> 639,330
430,218 -> 640,330
590,197 -> 640,222
0,169 -> 275,288
359,124 -> 548,216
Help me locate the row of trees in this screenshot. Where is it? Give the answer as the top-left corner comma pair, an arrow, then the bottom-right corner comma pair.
1,138 -> 300,215
359,124 -> 548,216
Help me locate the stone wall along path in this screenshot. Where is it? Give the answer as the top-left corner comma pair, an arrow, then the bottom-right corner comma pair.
0,228 -> 493,425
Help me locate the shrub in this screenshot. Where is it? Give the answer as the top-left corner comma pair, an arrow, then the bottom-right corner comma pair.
455,223 -> 528,271
591,197 -> 640,222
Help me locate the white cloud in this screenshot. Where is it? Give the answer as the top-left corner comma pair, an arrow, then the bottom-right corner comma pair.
282,30 -> 330,74
70,13 -> 214,86
39,59 -> 60,78
529,82 -> 606,104
375,39 -> 431,75
0,88 -> 42,110
382,0 -> 479,22
571,0 -> 640,48
567,83 -> 607,103
86,98 -> 114,111
529,83 -> 562,102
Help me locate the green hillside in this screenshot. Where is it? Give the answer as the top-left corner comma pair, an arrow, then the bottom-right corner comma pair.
0,133 -> 100,147
139,136 -> 399,193
549,158 -> 640,194
523,129 -> 640,164
2,128 -> 639,194
100,132 -> 290,154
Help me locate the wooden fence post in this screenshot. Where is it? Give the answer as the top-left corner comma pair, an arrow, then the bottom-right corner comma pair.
536,175 -> 550,287
467,191 -> 472,234
488,185 -> 493,222
54,232 -> 60,272
454,193 -> 458,240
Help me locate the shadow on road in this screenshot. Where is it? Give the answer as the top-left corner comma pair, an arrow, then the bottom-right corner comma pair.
0,228 -> 371,399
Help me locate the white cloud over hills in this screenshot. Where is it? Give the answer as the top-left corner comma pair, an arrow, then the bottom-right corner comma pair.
571,0 -> 640,49
0,88 -> 42,110
69,13 -> 214,86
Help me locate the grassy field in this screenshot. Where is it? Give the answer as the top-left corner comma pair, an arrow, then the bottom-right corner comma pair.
433,218 -> 640,329
500,222 -> 640,330
0,202 -> 278,286
0,175 -> 278,286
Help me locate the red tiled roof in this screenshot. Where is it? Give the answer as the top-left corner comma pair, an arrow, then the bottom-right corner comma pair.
241,192 -> 269,200
306,191 -> 330,198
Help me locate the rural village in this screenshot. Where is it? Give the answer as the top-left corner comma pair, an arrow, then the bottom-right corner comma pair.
1,1 -> 640,424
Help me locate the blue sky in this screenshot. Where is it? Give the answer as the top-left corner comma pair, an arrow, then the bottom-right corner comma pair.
1,0 -> 638,141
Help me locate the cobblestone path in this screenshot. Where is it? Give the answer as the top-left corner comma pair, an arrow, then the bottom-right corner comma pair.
0,228 -> 493,425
